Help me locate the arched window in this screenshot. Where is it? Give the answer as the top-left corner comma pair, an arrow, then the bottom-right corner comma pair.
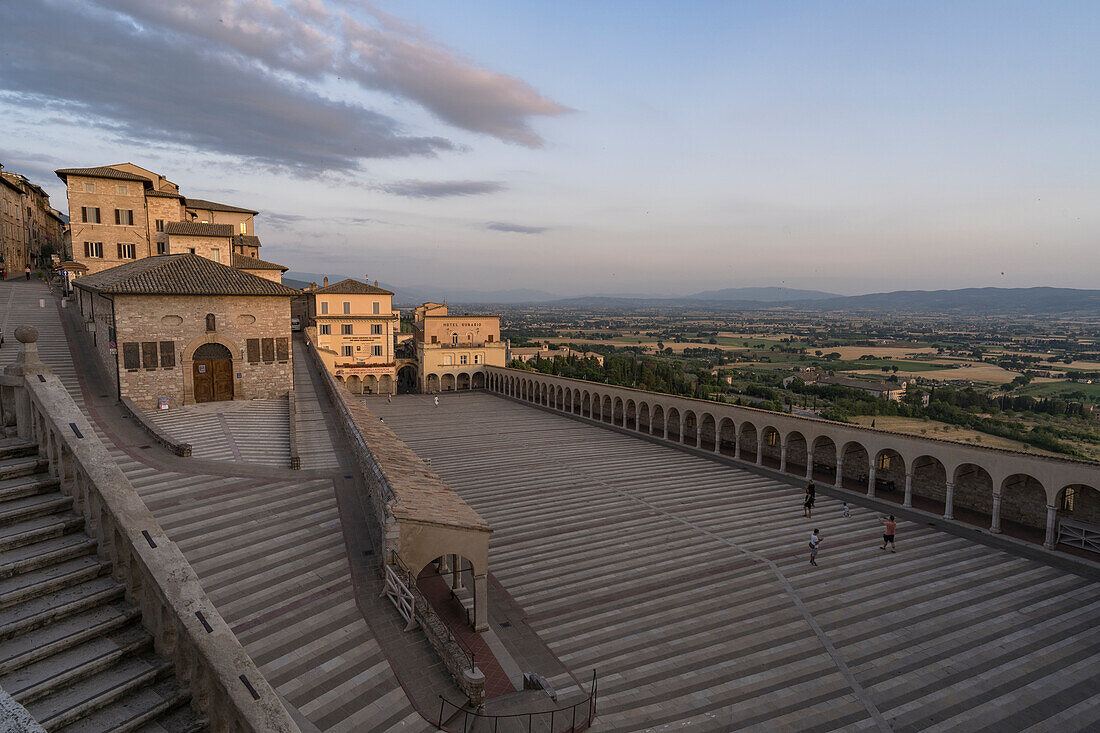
452,333 -> 459,345
205,313 -> 216,332
467,333 -> 473,342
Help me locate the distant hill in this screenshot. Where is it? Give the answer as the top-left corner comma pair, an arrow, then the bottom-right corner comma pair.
687,286 -> 838,302
808,287 -> 1100,315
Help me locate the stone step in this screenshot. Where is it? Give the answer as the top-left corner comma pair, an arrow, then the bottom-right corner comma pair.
0,439 -> 38,461
0,456 -> 50,482
0,577 -> 125,643
0,473 -> 62,503
0,534 -> 98,580
4,624 -> 153,704
0,511 -> 83,553
0,555 -> 112,612
59,681 -> 198,733
0,492 -> 74,529
23,652 -> 174,731
0,600 -> 140,676
131,698 -> 208,733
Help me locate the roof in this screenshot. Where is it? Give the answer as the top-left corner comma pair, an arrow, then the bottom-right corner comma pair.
73,254 -> 299,297
183,197 -> 259,215
164,221 -> 233,237
232,253 -> 287,271
232,234 -> 261,249
55,166 -> 151,184
146,189 -> 183,199
312,278 -> 394,296
0,174 -> 22,193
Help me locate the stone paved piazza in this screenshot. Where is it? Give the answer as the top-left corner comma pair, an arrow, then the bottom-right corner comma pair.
370,391 -> 1100,732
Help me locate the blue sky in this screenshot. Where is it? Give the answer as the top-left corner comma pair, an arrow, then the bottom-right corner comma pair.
2,0 -> 1097,296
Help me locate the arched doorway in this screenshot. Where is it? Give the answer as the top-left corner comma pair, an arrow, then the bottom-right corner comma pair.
397,365 -> 418,393
192,342 -> 233,403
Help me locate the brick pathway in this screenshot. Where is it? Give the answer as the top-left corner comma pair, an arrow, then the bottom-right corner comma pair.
145,398 -> 291,467
372,391 -> 1100,732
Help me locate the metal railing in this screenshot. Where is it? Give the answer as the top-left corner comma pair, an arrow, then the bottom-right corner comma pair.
436,670 -> 597,733
389,550 -> 477,672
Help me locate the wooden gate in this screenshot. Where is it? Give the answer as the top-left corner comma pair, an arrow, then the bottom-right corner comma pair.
192,343 -> 234,403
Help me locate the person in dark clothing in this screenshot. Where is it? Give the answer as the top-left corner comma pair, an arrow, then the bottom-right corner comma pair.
803,481 -> 816,518
25,265 -> 31,280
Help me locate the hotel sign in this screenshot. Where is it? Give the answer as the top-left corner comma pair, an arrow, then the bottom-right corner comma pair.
335,365 -> 395,376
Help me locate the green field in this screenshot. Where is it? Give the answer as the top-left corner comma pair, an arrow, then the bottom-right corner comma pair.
1018,381 -> 1100,402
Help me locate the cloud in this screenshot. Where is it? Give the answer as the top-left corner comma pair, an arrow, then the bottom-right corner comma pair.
484,222 -> 549,234
0,149 -> 66,190
262,213 -> 311,230
92,0 -> 569,147
380,180 -> 507,198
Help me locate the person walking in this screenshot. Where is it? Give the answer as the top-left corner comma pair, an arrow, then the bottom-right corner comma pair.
803,481 -> 816,518
842,502 -> 851,518
24,265 -> 31,280
879,514 -> 897,552
809,529 -> 821,566
433,395 -> 439,408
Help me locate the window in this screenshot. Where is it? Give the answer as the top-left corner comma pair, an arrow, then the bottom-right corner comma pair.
452,333 -> 459,345
122,343 -> 140,370
766,431 -> 778,446
155,219 -> 164,233
443,354 -> 453,365
141,342 -> 158,370
239,221 -> 247,234
81,206 -> 101,223
341,324 -> 353,335
372,345 -> 383,356
118,184 -> 129,195
372,301 -> 380,315
159,341 -> 175,368
320,301 -> 328,315
876,454 -> 891,470
487,334 -> 494,342
319,324 -> 331,335
276,337 -> 289,362
84,182 -> 96,193
211,248 -> 221,263
474,354 -> 481,364
205,313 -> 216,332
1063,488 -> 1076,512
261,338 -> 275,362
117,243 -> 135,259
460,355 -> 468,365
342,301 -> 351,314
467,333 -> 473,342
83,241 -> 103,258
371,324 -> 382,335
342,345 -> 353,357
431,335 -> 438,344
246,339 -> 260,363
156,241 -> 167,255
187,247 -> 196,254
114,209 -> 134,226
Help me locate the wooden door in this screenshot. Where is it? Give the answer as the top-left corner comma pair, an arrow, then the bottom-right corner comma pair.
193,360 -> 215,403
213,359 -> 234,401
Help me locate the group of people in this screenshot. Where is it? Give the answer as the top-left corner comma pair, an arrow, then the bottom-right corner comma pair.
803,480 -> 897,566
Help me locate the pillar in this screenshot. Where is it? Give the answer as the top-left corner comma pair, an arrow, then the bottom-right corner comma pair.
1043,505 -> 1057,549
805,453 -> 814,480
903,472 -> 913,508
695,426 -> 702,449
734,437 -> 740,460
834,459 -> 843,488
867,465 -> 877,497
450,554 -> 463,590
944,481 -> 955,520
679,416 -> 685,444
755,436 -> 763,466
635,413 -> 640,431
662,418 -> 668,440
990,494 -> 1002,534
473,574 -> 489,632
610,402 -> 615,424
779,445 -> 788,473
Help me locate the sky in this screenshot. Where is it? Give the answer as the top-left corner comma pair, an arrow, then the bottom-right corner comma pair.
1,0 -> 1098,297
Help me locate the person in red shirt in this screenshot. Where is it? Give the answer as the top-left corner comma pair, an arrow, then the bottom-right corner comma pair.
879,515 -> 897,552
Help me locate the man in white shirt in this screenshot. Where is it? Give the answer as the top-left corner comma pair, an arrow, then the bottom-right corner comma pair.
809,529 -> 821,566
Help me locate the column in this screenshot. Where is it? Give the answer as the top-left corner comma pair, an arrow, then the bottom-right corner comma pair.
903,472 -> 913,508
473,574 -> 489,632
635,414 -> 640,431
733,437 -> 741,460
805,453 -> 814,480
990,494 -> 1002,534
755,436 -> 763,465
779,445 -> 788,473
662,418 -> 668,440
834,458 -> 843,488
695,427 -> 702,449
610,402 -> 615,424
713,432 -> 720,453
450,554 -> 463,590
944,481 -> 955,520
866,465 -> 877,497
679,416 -> 685,444
1043,505 -> 1057,549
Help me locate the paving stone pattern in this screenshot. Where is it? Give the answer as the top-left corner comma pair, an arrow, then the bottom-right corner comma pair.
292,338 -> 341,471
372,392 -> 1100,733
144,398 -> 291,467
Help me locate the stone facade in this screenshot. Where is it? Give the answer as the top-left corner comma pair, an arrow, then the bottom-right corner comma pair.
64,173 -> 153,275
304,279 -> 399,394
0,163 -> 66,276
413,303 -> 507,392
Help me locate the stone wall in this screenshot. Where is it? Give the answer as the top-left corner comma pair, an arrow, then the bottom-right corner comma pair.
146,196 -> 182,254
166,233 -> 232,263
66,173 -> 151,274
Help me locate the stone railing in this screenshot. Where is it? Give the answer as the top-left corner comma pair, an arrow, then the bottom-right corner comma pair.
1,327 -> 299,732
288,389 -> 301,470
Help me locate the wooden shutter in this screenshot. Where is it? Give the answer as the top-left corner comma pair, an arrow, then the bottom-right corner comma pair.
275,337 -> 289,362
261,338 -> 275,362
81,206 -> 88,223
246,339 -> 260,363
122,342 -> 140,370
114,209 -> 120,225
141,342 -> 158,370
159,341 -> 175,368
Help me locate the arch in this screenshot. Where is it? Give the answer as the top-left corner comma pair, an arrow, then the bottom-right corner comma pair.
582,391 -> 592,418
718,418 -> 737,456
572,389 -> 582,414
839,441 -> 870,491
872,448 -> 906,503
190,340 -> 235,404
784,431 -> 808,475
425,373 -> 440,393
738,422 -> 758,463
601,395 -> 613,423
759,426 -> 782,469
416,554 -> 485,633
666,407 -> 681,442
346,374 -> 362,394
193,341 -> 231,360
998,473 -> 1046,533
625,399 -> 637,429
699,413 -> 717,451
441,373 -> 456,391
810,436 -> 837,483
614,397 -> 625,427
944,463 -> 995,526
682,410 -> 698,446
639,402 -> 651,433
472,372 -> 485,389
1057,483 -> 1100,526
397,365 -> 418,393
651,404 -> 664,437
909,455 -> 948,513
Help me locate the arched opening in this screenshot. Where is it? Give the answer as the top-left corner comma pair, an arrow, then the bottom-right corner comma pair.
417,555 -> 480,632
738,422 -> 758,463
191,341 -> 233,403
1055,484 -> 1100,554
909,455 -> 947,514
626,400 -> 637,429
998,473 -> 1046,536
572,389 -> 581,414
582,392 -> 591,418
666,407 -> 681,442
810,436 -> 837,484
760,426 -> 782,469
364,375 -> 378,395
651,405 -> 664,437
700,413 -> 716,451
1058,484 -> 1100,525
639,402 -> 651,433
591,392 -> 601,419
425,373 -> 440,393
556,386 -> 565,410
472,372 -> 485,389
872,449 -> 906,504
784,431 -> 808,475
441,373 -> 456,391
683,410 -> 698,446
397,365 -> 418,393
718,418 -> 737,456
346,374 -> 362,394
839,441 -> 869,491
614,397 -> 625,427
950,463 -> 994,526
601,395 -> 613,423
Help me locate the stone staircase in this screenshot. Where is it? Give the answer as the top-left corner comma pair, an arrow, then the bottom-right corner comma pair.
0,437 -> 206,732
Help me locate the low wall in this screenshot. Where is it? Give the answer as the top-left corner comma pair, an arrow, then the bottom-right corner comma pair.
120,397 -> 193,456
288,390 -> 300,470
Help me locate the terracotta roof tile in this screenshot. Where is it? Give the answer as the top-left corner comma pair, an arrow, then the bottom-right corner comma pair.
55,166 -> 151,183
146,189 -> 182,199
73,254 -> 299,296
312,278 -> 394,296
232,253 -> 286,271
164,221 -> 233,237
232,234 -> 262,249
183,197 -> 259,215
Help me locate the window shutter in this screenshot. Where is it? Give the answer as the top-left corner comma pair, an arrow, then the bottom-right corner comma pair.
159,341 -> 175,368
115,209 -> 120,225
261,338 -> 275,362
246,339 -> 260,363
122,343 -> 140,370
275,337 -> 289,362
117,243 -> 123,259
141,342 -> 158,370
83,242 -> 90,257
81,207 -> 88,223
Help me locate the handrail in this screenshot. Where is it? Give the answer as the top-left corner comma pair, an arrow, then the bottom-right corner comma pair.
436,670 -> 598,733
391,550 -> 476,672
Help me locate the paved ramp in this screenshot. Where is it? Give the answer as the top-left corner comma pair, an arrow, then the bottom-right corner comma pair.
145,398 -> 291,467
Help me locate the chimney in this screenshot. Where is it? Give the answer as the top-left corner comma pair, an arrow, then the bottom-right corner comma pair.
323,276 -> 329,286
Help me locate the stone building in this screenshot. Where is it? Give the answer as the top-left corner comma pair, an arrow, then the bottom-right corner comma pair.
303,278 -> 399,394
56,163 -> 281,277
412,303 -> 507,392
73,254 -> 298,409
0,162 -> 66,276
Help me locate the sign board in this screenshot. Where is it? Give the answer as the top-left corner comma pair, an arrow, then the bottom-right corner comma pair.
334,365 -> 395,376
198,364 -> 206,374
236,372 -> 242,379
158,397 -> 169,410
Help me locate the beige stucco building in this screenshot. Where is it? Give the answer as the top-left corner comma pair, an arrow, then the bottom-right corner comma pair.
73,254 -> 298,410
412,303 -> 507,392
304,278 -> 400,394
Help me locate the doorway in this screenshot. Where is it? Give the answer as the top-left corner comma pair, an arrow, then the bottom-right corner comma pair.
192,342 -> 234,403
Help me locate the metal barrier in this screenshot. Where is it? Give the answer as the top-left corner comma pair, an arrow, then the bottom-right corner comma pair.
436,670 -> 597,733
